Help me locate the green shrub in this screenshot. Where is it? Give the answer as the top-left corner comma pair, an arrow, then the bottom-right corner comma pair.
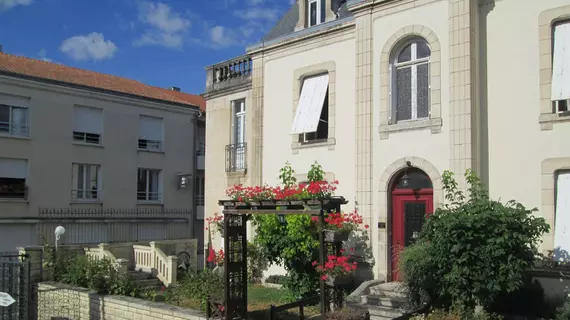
59,255 -> 137,296
166,268 -> 224,310
555,297 -> 570,320
325,306 -> 369,320
400,170 -> 549,312
247,241 -> 268,284
265,275 -> 290,285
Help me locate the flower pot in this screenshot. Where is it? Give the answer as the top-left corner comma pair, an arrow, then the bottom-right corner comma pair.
324,229 -> 351,243
325,275 -> 352,287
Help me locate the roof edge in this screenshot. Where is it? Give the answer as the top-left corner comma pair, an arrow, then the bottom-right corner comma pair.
0,71 -> 201,112
246,16 -> 355,53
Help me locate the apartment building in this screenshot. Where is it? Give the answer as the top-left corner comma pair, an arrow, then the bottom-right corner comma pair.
204,0 -> 570,281
0,52 -> 206,252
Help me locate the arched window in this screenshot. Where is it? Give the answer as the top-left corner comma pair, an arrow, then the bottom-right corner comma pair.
391,38 -> 431,123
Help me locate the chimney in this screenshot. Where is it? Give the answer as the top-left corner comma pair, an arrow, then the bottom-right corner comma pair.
170,86 -> 181,92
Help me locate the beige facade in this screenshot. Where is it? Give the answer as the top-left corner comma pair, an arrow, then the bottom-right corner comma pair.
0,75 -> 201,251
204,0 -> 570,281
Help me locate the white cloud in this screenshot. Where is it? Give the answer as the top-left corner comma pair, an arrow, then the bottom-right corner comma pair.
134,1 -> 190,49
0,0 -> 32,11
234,7 -> 280,21
247,0 -> 264,4
59,32 -> 117,61
37,49 -> 52,62
209,26 -> 240,49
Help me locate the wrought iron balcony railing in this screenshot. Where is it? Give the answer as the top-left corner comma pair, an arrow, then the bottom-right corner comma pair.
225,143 -> 247,173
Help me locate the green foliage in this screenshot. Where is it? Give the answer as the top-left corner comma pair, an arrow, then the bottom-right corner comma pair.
400,170 -> 550,312
59,255 -> 137,296
555,297 -> 570,320
307,161 -> 325,182
248,241 -> 269,283
278,161 -> 297,187
325,305 -> 369,320
410,307 -> 503,320
166,268 -> 224,311
265,275 -> 290,285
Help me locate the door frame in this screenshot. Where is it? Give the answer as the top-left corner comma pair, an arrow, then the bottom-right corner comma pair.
388,188 -> 433,282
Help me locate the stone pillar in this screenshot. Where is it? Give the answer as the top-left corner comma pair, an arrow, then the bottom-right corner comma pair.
353,12 -> 374,272
18,246 -> 47,283
167,256 -> 178,285
249,55 -> 264,188
448,0 -> 480,190
295,0 -> 306,31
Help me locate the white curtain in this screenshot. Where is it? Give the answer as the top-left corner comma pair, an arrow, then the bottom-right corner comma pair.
10,107 -> 27,135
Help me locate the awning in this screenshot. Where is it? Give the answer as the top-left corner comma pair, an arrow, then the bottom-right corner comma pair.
551,22 -> 570,101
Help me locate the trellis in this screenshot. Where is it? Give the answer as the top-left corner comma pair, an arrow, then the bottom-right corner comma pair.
207,196 -> 349,320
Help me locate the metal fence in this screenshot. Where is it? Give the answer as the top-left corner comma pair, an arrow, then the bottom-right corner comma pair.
0,253 -> 30,320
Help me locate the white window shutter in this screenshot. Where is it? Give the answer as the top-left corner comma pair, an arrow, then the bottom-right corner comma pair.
0,158 -> 27,178
139,115 -> 163,141
74,106 -> 102,134
554,173 -> 570,261
551,23 -> 570,101
291,74 -> 329,134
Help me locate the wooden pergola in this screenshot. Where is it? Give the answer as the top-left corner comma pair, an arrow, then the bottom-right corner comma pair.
209,197 -> 349,320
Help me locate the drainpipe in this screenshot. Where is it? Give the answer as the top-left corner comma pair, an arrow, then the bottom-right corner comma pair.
190,111 -> 200,240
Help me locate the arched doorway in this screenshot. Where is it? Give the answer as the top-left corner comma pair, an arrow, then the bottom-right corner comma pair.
390,166 -> 433,281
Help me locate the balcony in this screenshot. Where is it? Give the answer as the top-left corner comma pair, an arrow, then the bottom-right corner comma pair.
205,55 -> 252,96
225,143 -> 247,173
196,141 -> 205,170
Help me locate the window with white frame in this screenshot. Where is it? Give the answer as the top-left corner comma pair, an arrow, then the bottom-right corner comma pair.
71,163 -> 100,201
551,20 -> 570,114
73,106 -> 103,144
0,158 -> 27,199
139,115 -> 163,151
554,170 -> 570,260
228,99 -> 246,171
390,38 -> 431,123
137,168 -> 161,202
291,73 -> 329,143
308,0 -> 326,27
0,104 -> 29,137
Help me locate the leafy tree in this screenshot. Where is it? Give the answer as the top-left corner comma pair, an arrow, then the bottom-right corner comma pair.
400,169 -> 550,311
252,161 -> 326,296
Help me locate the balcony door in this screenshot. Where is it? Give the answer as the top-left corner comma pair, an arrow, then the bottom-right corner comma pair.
232,100 -> 246,170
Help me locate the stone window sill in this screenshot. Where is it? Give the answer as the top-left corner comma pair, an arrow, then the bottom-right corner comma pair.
137,149 -> 165,154
0,134 -> 30,141
539,113 -> 570,131
73,141 -> 104,148
291,138 -> 336,154
226,171 -> 247,178
0,198 -> 28,203
378,118 -> 442,139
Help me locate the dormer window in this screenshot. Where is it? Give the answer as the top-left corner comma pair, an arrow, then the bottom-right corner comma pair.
308,0 -> 326,27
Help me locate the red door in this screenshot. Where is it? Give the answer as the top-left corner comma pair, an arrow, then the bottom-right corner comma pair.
391,189 -> 433,281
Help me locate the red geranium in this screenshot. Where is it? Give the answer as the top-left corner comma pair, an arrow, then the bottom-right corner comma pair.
314,254 -> 357,279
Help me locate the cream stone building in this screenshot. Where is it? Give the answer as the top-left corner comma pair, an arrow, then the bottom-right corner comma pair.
204,0 -> 570,282
0,52 -> 206,253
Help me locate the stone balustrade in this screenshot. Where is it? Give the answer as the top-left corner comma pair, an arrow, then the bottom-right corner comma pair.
205,54 -> 252,95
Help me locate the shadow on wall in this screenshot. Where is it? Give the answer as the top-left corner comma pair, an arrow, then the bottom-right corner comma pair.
345,229 -> 375,285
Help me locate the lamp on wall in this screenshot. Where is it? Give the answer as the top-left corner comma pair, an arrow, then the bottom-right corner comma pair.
278,214 -> 287,225
178,173 -> 192,189
401,161 -> 413,188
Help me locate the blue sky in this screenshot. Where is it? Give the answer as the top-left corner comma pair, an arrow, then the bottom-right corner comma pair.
0,0 -> 293,95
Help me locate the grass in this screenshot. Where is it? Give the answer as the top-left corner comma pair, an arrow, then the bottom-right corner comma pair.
171,284 -> 320,320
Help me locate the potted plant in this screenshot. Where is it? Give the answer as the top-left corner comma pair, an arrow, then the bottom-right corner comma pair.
314,254 -> 357,287
206,212 -> 224,237
313,211 -> 363,242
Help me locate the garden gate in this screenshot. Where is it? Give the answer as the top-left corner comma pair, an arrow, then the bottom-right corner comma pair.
208,197 -> 348,320
0,253 -> 30,320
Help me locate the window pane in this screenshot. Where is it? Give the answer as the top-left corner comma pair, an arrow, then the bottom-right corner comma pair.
0,177 -> 26,199
398,44 -> 412,63
417,63 -> 430,119
137,169 -> 147,193
0,105 -> 9,132
149,170 -> 159,200
396,67 -> 412,121
309,1 -> 317,26
77,164 -> 84,198
320,0 -> 326,23
11,107 -> 27,135
416,41 -> 431,59
316,90 -> 328,140
87,166 -> 98,199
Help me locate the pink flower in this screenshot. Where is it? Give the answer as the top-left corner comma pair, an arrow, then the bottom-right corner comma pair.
320,275 -> 328,281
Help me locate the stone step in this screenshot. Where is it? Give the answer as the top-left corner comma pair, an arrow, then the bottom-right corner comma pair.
134,278 -> 163,288
362,295 -> 406,308
367,305 -> 404,319
369,283 -> 407,299
127,271 -> 152,280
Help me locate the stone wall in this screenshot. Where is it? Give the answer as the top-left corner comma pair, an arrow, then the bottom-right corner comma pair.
36,282 -> 207,320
